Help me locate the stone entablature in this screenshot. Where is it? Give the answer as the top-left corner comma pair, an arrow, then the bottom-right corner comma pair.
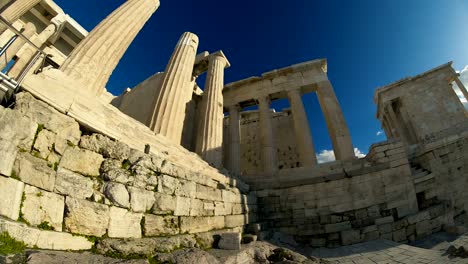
223,59 -> 355,176
374,62 -> 468,145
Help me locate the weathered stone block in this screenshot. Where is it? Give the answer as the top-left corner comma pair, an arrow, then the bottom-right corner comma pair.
0,218 -> 92,250
104,182 -> 130,208
14,152 -> 56,191
22,185 -> 64,231
157,174 -> 179,195
54,168 -> 94,199
196,184 -> 222,201
325,221 -> 351,233
79,134 -> 130,161
341,229 -> 361,245
0,139 -> 18,177
33,129 -> 56,159
174,196 -> 191,216
375,216 -> 394,225
175,179 -> 196,198
407,211 -> 431,224
60,147 -> 103,176
64,197 -> 109,237
393,228 -> 406,242
128,186 -> 155,213
108,207 -> 142,238
218,232 -> 241,250
144,215 -> 179,236
310,238 -> 326,247
153,193 -> 176,214
225,214 -> 249,228
180,216 -> 225,233
0,176 -> 24,220
0,107 -> 37,150
415,220 -> 431,237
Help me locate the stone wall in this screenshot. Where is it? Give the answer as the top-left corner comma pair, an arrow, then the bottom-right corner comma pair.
0,92 -> 256,253
224,109 -> 300,175
254,141 -> 454,247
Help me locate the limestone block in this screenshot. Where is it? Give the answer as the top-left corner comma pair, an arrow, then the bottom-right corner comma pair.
108,207 -> 142,238
415,220 -> 431,237
101,159 -> 133,185
218,232 -> 241,250
14,152 -> 56,191
15,92 -> 81,146
0,176 -> 24,220
33,129 -> 56,159
157,174 -> 179,195
128,186 -> 155,213
0,218 -> 92,250
174,196 -> 191,216
64,197 -> 109,237
324,221 -> 351,233
60,147 -> 104,176
393,228 -> 407,242
341,230 -> 361,245
144,215 -> 179,236
79,134 -> 130,160
222,189 -> 241,203
179,216 -> 225,234
0,107 -> 37,150
189,199 -> 204,216
22,185 -> 64,231
153,193 -> 176,215
175,179 -> 196,198
225,214 -> 249,228
375,216 -> 394,225
104,182 -> 130,208
54,168 -> 94,199
195,184 -> 222,201
0,139 -> 18,177
407,211 -> 431,225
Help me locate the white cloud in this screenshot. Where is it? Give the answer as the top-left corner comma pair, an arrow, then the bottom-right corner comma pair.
454,66 -> 468,108
376,130 -> 384,136
316,148 -> 366,164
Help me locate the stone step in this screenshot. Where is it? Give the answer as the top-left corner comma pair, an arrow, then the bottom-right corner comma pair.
414,173 -> 435,184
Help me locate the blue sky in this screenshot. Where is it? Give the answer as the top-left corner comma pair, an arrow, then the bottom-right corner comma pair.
54,0 -> 468,160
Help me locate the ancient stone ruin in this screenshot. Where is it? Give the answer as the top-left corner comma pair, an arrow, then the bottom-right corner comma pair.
0,0 -> 468,263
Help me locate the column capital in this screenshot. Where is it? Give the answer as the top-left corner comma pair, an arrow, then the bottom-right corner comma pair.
256,95 -> 271,105
208,50 -> 230,68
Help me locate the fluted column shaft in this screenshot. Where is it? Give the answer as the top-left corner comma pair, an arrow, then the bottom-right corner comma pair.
258,96 -> 278,174
287,89 -> 317,167
60,0 -> 160,95
148,32 -> 199,144
195,53 -> 229,168
9,15 -> 64,78
0,22 -> 35,70
228,105 -> 241,173
0,0 -> 41,34
317,81 -> 355,161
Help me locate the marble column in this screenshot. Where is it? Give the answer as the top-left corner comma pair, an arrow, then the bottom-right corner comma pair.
60,0 -> 160,95
385,103 -> 408,142
0,22 -> 35,70
455,77 -> 468,103
195,51 -> 230,168
258,95 -> 278,174
228,104 -> 241,174
8,15 -> 65,78
317,81 -> 355,161
287,88 -> 317,167
0,0 -> 41,34
148,32 -> 199,144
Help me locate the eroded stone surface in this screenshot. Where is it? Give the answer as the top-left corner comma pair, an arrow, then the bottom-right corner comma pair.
0,176 -> 24,220
60,147 -> 103,176
22,185 -> 64,231
104,182 -> 130,208
143,215 -> 179,236
218,232 -> 241,250
14,152 -> 56,191
108,206 -> 142,238
54,168 -> 94,199
64,197 -> 109,237
79,134 -> 130,160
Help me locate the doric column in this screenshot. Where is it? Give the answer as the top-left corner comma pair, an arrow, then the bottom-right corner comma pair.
287,89 -> 317,167
8,15 -> 65,78
0,0 -> 41,34
0,22 -> 35,70
385,103 -> 408,142
258,95 -> 278,174
455,77 -> 468,104
228,104 -> 241,174
148,32 -> 199,144
317,81 -> 355,161
195,51 -> 230,168
60,0 -> 160,95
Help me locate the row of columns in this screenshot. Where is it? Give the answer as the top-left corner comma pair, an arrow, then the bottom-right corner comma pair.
226,81 -> 355,174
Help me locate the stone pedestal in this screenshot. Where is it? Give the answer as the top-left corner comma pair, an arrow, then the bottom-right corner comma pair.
228,105 -> 241,174
195,51 -> 230,168
60,0 -> 160,95
287,89 -> 317,167
258,96 -> 278,174
317,81 -> 355,161
148,32 -> 199,144
0,22 -> 35,70
0,0 -> 41,34
9,15 -> 65,78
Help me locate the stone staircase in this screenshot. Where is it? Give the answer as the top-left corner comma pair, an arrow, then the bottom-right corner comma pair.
411,163 -> 438,206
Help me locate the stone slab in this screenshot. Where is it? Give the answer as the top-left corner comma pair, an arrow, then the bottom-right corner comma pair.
0,176 -> 24,220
